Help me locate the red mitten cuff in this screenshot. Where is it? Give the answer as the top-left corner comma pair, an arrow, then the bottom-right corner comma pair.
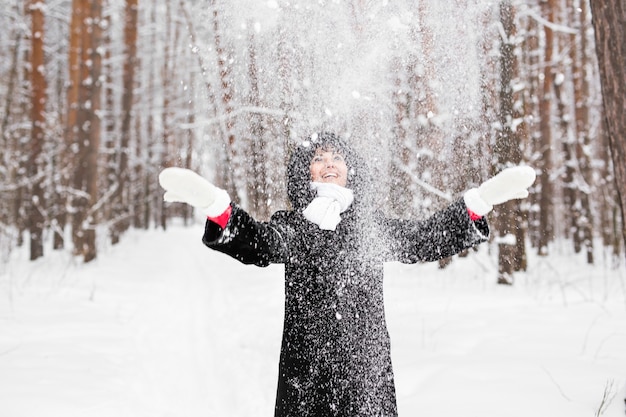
208,205 -> 232,229
467,208 -> 483,221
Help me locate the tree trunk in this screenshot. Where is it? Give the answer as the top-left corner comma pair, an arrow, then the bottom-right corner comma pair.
495,1 -> 528,285
145,2 -> 157,229
537,0 -> 556,256
520,10 -> 541,250
246,25 -> 269,220
28,0 -> 47,261
61,0 -> 83,252
69,0 -> 103,263
103,0 -> 117,234
571,0 -> 594,263
596,112 -> 621,260
1,16 -> 23,150
160,0 -> 176,224
589,0 -> 626,260
70,0 -> 89,257
212,1 -> 239,201
14,1 -> 33,249
82,0 -> 103,263
110,0 -> 138,244
0,10 -> 23,245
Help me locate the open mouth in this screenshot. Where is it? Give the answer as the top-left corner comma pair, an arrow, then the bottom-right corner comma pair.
322,173 -> 338,179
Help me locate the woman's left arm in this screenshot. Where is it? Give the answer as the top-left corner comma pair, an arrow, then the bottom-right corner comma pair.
382,199 -> 489,263
383,165 -> 535,263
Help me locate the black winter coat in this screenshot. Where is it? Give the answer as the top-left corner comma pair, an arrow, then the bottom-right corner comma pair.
202,131 -> 488,417
202,199 -> 489,417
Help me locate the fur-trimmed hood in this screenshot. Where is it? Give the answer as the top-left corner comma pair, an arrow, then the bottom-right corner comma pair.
286,132 -> 372,212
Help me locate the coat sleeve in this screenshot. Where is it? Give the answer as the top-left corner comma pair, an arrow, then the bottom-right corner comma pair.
381,198 -> 489,263
202,204 -> 290,267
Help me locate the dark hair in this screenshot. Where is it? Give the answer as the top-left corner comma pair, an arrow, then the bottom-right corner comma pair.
287,132 -> 371,211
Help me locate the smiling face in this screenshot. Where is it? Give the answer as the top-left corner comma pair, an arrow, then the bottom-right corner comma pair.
309,146 -> 349,187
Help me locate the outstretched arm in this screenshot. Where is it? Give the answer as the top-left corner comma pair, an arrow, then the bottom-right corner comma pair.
159,167 -> 288,267
383,199 -> 489,263
202,204 -> 289,266
384,165 -> 535,263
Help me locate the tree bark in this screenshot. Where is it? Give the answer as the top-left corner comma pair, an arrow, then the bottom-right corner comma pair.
495,1 -> 528,284
110,0 -> 138,244
66,0 -> 103,262
1,18 -> 22,148
70,0 -> 89,257
520,10 -> 541,250
571,0 -> 593,263
58,0 -> 83,251
103,0 -> 117,234
212,1 -> 239,201
28,0 -> 47,261
537,0 -> 556,256
246,25 -> 269,220
590,0 -> 626,259
82,0 -> 103,263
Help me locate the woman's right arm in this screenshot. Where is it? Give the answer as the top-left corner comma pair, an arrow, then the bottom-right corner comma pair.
202,204 -> 290,267
158,167 -> 290,267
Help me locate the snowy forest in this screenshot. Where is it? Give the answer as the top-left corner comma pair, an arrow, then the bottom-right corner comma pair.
1,0 -> 625,283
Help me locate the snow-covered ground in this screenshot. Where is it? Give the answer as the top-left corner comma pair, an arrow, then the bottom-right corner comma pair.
1,219 -> 625,417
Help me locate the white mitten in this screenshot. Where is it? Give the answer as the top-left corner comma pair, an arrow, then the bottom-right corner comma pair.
464,166 -> 536,216
158,167 -> 230,217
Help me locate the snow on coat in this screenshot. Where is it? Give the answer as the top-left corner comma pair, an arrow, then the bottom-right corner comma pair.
202,133 -> 489,417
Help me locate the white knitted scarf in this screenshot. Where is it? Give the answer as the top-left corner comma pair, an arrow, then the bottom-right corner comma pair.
302,182 -> 354,231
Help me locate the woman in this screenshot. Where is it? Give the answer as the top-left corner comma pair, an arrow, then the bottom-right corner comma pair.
159,132 -> 535,417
